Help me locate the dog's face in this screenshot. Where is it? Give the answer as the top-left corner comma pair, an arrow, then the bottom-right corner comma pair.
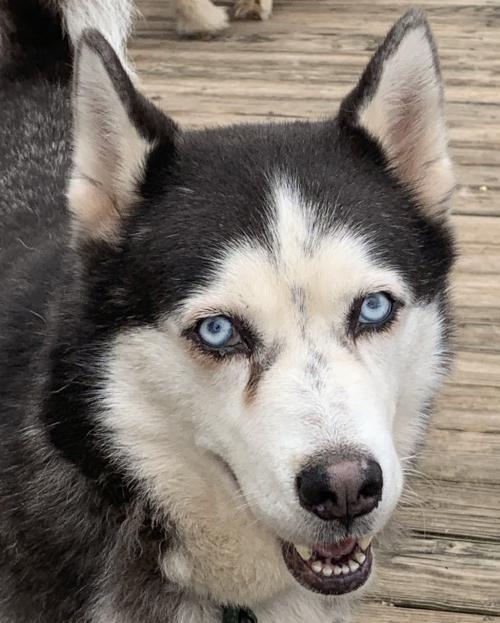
155,171 -> 451,596
65,10 -> 455,605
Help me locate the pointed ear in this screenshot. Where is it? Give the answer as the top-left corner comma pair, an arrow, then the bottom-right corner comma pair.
68,30 -> 177,243
339,9 -> 454,220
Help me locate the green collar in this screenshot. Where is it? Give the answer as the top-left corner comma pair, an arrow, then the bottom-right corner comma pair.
222,606 -> 257,623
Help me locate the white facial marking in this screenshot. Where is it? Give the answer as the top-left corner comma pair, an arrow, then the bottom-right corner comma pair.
102,177 -> 446,607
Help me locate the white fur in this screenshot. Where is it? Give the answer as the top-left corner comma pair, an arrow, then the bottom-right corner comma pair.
59,0 -> 273,41
174,0 -> 229,35
104,330 -> 292,606
53,0 -> 134,67
100,179 -> 446,619
67,39 -> 153,242
358,26 -> 454,218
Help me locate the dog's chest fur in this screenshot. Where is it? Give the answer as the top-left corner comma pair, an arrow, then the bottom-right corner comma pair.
94,589 -> 349,623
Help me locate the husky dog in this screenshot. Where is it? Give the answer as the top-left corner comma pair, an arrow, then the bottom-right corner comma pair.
0,1 -> 455,622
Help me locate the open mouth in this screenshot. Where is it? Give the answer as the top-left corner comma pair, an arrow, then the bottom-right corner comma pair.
282,536 -> 373,595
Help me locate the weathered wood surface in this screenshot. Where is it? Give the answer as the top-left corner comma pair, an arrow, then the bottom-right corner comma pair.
131,1 -> 500,620
360,603 -> 500,622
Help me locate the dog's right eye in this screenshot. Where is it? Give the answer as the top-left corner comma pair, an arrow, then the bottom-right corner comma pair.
189,315 -> 251,357
198,316 -> 236,348
184,314 -> 256,358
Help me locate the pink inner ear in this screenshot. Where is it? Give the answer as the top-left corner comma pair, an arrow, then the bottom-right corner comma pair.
357,27 -> 454,218
67,177 -> 121,244
388,85 -> 423,146
69,40 -> 153,243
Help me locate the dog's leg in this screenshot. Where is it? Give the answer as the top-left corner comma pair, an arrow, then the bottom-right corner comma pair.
232,0 -> 273,21
175,0 -> 229,36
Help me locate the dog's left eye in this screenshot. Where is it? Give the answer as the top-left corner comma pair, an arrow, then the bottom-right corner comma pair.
196,316 -> 241,350
358,292 -> 394,325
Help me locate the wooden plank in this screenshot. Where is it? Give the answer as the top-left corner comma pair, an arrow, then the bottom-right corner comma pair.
453,216 -> 500,277
455,319 -> 500,354
359,603 -> 500,623
454,273 -> 500,309
451,351 -> 500,389
455,245 -> 500,276
398,480 -> 500,541
420,350 -> 500,485
371,535 -> 500,615
454,216 -> 500,246
452,216 -> 500,283
419,428 -> 500,485
436,385 -> 500,434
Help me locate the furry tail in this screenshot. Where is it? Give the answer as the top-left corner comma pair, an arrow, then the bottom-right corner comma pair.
50,0 -> 135,65
0,0 -> 134,81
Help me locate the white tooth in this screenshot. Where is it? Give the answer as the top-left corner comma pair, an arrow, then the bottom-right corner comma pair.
355,552 -> 366,564
358,536 -> 373,552
349,560 -> 360,572
295,545 -> 313,561
311,561 -> 323,574
333,565 -> 342,576
341,564 -> 350,575
322,565 -> 333,577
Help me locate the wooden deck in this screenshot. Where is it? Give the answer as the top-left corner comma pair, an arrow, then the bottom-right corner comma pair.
130,2 -> 500,620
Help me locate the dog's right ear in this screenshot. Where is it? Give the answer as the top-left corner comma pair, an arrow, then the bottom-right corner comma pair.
68,30 -> 177,243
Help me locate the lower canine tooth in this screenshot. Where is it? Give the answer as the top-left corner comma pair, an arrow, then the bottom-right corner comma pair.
341,564 -> 350,575
355,552 -> 366,564
295,545 -> 313,561
322,565 -> 333,577
311,561 -> 323,574
358,536 -> 372,551
333,565 -> 342,576
349,560 -> 360,572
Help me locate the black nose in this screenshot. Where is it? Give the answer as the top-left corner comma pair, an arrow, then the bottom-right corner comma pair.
296,456 -> 383,526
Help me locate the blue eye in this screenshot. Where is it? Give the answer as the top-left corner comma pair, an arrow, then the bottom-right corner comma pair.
358,292 -> 393,325
197,316 -> 237,349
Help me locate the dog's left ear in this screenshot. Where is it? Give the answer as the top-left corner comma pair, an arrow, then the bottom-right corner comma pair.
68,29 -> 177,243
339,9 -> 454,220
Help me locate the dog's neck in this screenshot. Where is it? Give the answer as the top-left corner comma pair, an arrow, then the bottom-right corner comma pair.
173,589 -> 351,623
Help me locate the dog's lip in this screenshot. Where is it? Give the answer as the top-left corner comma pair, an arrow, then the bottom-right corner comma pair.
211,452 -> 375,595
281,537 -> 374,595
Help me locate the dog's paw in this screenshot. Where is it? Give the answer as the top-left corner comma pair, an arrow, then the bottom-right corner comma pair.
176,0 -> 229,37
232,0 -> 272,21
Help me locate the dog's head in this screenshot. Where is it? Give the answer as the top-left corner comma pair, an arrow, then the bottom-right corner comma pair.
62,9 -> 455,605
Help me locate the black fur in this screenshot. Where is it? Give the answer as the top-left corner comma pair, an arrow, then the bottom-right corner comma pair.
0,0 -> 71,81
0,5 -> 455,622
